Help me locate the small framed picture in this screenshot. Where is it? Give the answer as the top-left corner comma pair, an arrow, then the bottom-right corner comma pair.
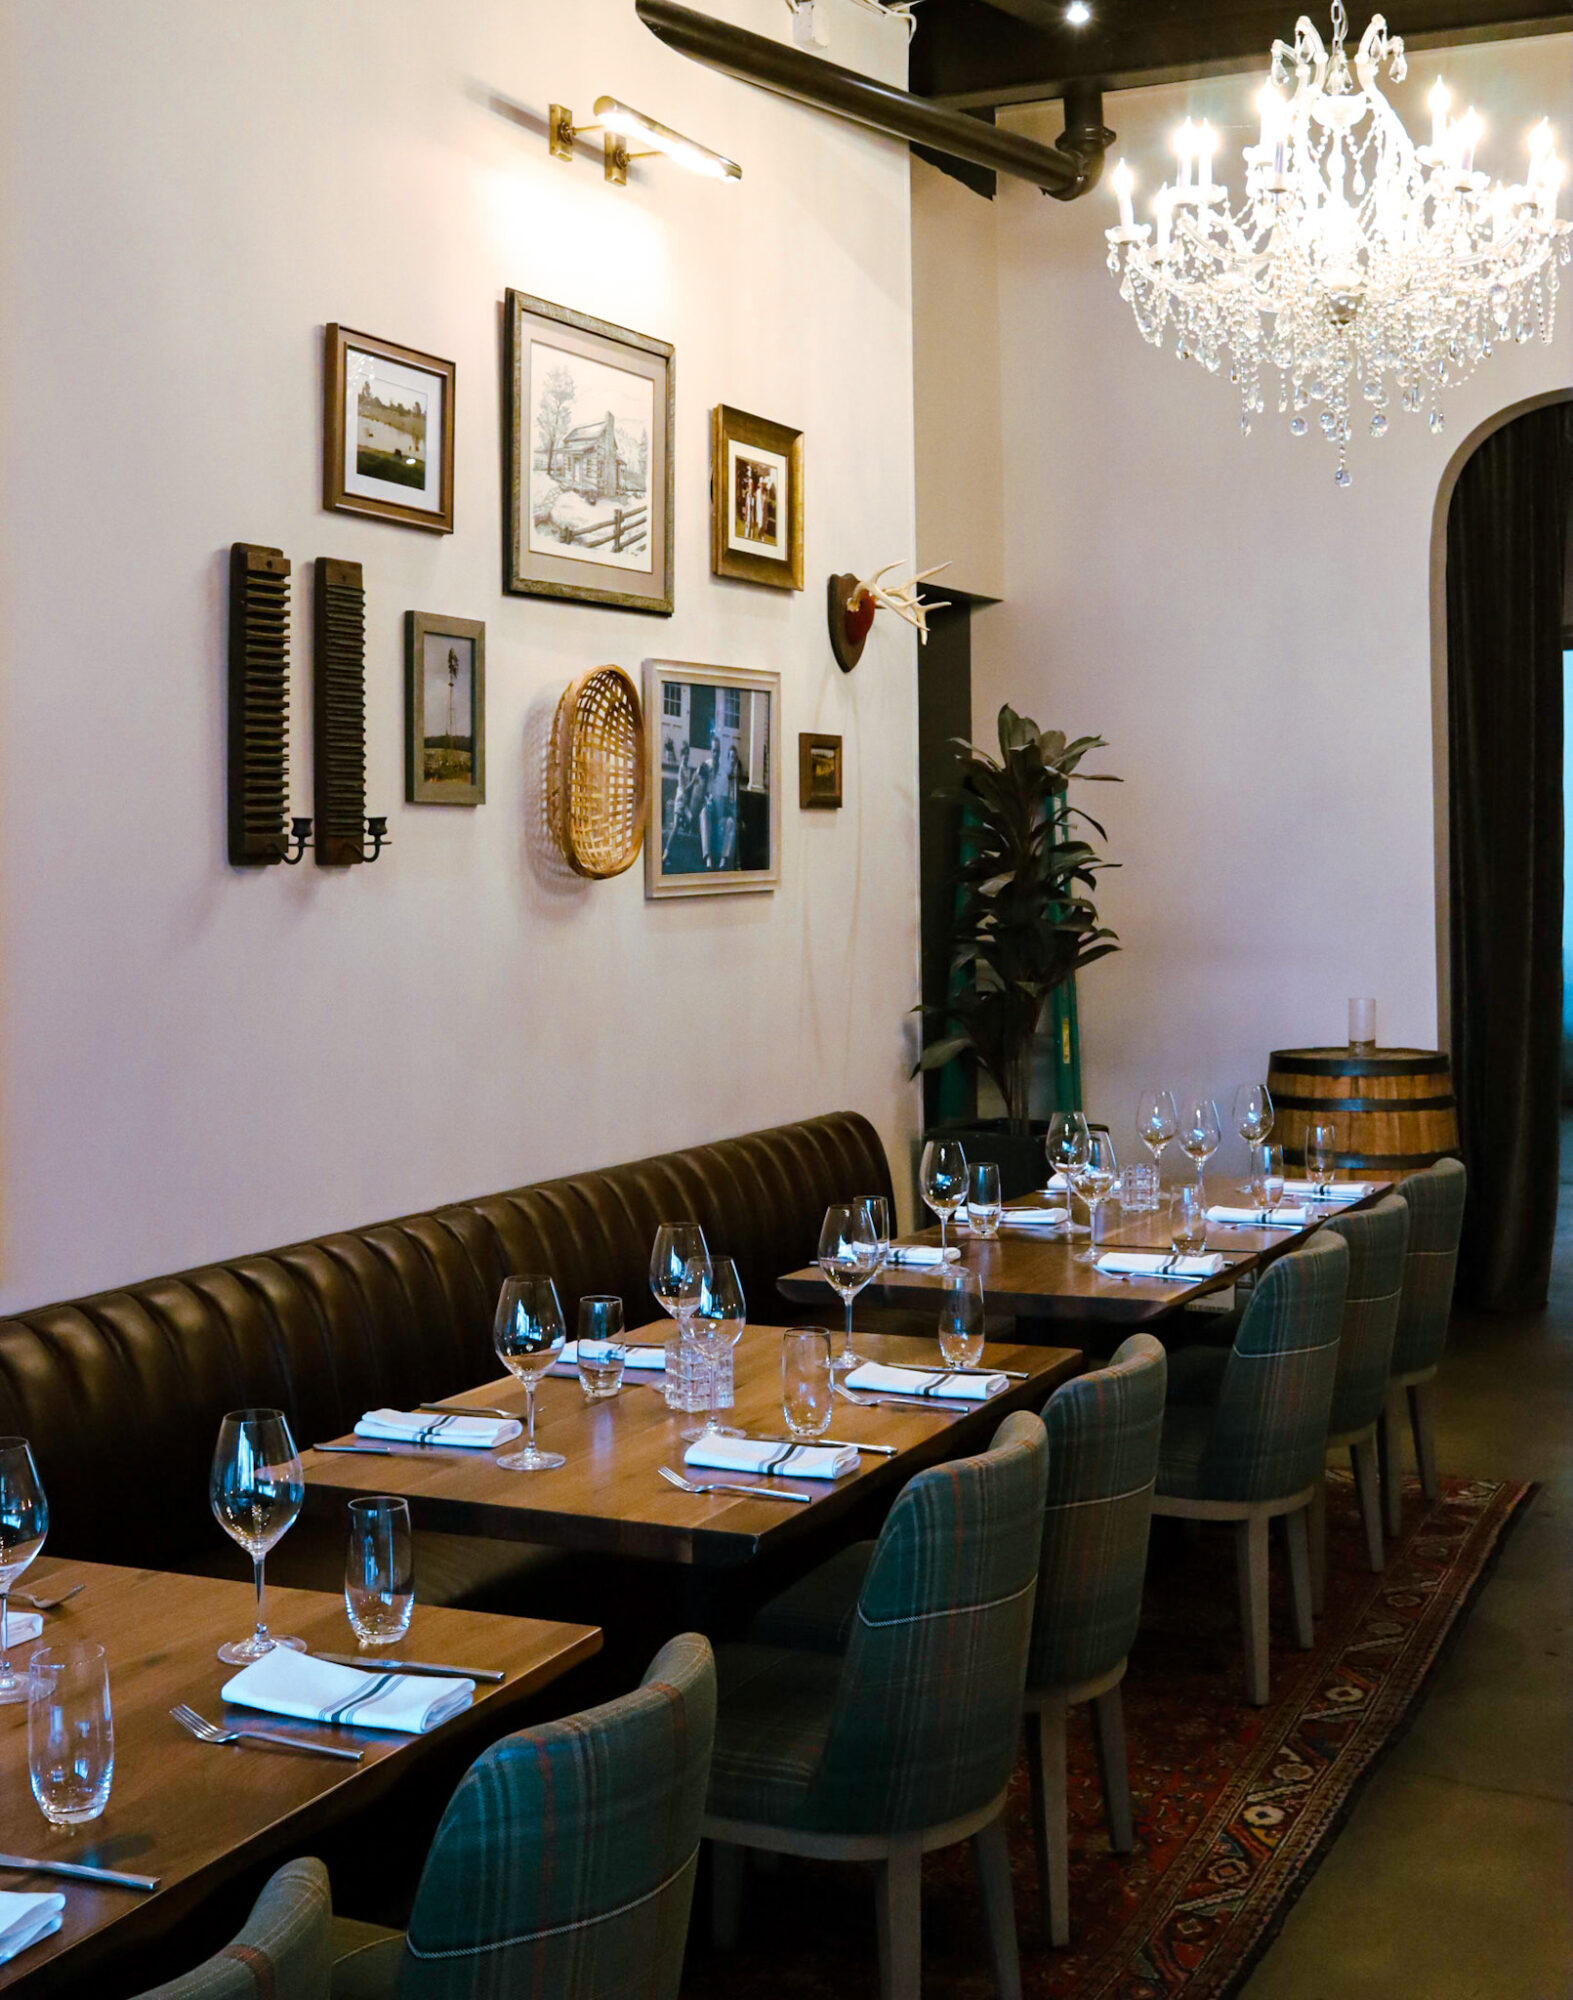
324,326 -> 454,533
644,660 -> 780,899
711,405 -> 803,590
799,733 -> 843,809
504,290 -> 674,615
406,613 -> 485,805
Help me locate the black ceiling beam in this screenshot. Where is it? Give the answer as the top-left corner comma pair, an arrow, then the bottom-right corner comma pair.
913,0 -> 1573,108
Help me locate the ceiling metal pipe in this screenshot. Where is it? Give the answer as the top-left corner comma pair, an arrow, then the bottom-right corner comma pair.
634,0 -> 1112,198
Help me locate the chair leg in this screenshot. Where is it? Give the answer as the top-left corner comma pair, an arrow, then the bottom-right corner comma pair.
1378,1396 -> 1404,1537
711,1840 -> 744,1951
1236,1513 -> 1271,1706
1092,1684 -> 1134,1855
1409,1380 -> 1439,1501
875,1839 -> 923,2000
972,1812 -> 1023,2000
1350,1436 -> 1385,1573
1309,1470 -> 1328,1616
1023,1698 -> 1069,1944
1284,1506 -> 1315,1650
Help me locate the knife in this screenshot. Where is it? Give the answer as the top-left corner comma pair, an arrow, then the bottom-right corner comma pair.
312,1652 -> 508,1684
415,1402 -> 516,1420
744,1434 -> 898,1457
0,1852 -> 160,1892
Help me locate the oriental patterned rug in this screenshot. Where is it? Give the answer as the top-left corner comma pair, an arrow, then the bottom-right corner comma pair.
681,1470 -> 1532,2000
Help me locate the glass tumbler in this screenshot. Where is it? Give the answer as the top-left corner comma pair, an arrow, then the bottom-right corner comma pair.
28,1643 -> 113,1827
576,1297 -> 627,1401
966,1162 -> 1003,1238
938,1268 -> 986,1369
781,1330 -> 833,1442
1170,1185 -> 1208,1255
344,1496 -> 414,1649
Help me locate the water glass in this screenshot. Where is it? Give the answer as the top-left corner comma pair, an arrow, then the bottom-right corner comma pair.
782,1330 -> 833,1441
966,1162 -> 1003,1238
493,1276 -> 566,1473
1119,1163 -> 1158,1214
344,1497 -> 414,1649
28,1644 -> 113,1827
210,1410 -> 304,1665
918,1141 -> 969,1253
937,1268 -> 985,1369
860,1195 -> 892,1269
576,1296 -> 627,1401
1348,998 -> 1377,1051
1170,1185 -> 1208,1255
1305,1121 -> 1338,1197
1248,1143 -> 1287,1213
0,1439 -> 48,1705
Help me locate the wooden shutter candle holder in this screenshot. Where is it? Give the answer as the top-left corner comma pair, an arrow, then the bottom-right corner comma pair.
313,557 -> 385,865
227,543 -> 296,866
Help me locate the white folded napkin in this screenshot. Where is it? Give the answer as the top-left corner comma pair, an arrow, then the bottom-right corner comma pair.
558,1341 -> 667,1370
1282,1180 -> 1372,1202
223,1646 -> 474,1734
355,1409 -> 521,1449
1042,1173 -> 1072,1192
683,1437 -> 856,1481
844,1361 -> 1007,1400
886,1245 -> 961,1267
0,1892 -> 64,1965
1096,1251 -> 1226,1281
1207,1205 -> 1309,1227
0,1613 -> 43,1649
998,1205 -> 1069,1228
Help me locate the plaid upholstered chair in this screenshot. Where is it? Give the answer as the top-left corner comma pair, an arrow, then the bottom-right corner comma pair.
330,1634 -> 715,2000
1022,1333 -> 1165,1947
1309,1194 -> 1410,1609
1380,1158 -> 1468,1533
704,1409 -> 1049,2000
1155,1231 -> 1347,1705
137,1858 -> 331,1998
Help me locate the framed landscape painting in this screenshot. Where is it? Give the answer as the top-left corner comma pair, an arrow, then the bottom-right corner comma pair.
323,325 -> 454,533
644,660 -> 780,899
710,405 -> 803,590
504,291 -> 674,615
405,612 -> 484,805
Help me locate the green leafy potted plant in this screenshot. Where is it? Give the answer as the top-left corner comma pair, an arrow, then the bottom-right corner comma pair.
915,707 -> 1120,1195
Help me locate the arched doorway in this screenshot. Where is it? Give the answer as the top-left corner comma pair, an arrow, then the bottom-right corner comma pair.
1431,391 -> 1573,1311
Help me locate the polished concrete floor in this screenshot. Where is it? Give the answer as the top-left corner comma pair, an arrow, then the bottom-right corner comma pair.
1244,1144 -> 1573,1999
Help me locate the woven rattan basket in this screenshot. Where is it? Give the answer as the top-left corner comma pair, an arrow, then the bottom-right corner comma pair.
547,665 -> 647,879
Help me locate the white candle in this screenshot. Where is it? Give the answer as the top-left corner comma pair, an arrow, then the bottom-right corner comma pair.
1155,188 -> 1172,256
1256,83 -> 1282,153
1197,121 -> 1216,190
1428,78 -> 1450,152
1110,157 -> 1135,231
1460,108 -> 1482,174
1176,118 -> 1195,191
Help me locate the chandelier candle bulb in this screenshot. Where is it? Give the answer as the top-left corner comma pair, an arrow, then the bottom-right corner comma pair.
1459,108 -> 1482,176
1197,121 -> 1217,191
1428,78 -> 1450,152
1112,157 -> 1135,230
1176,118 -> 1195,189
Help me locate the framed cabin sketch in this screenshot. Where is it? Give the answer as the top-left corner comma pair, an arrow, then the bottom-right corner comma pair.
644,659 -> 780,899
504,291 -> 674,615
323,325 -> 455,533
710,404 -> 803,590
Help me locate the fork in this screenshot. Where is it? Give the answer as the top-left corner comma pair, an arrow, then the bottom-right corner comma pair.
834,1382 -> 968,1412
10,1583 -> 84,1612
170,1703 -> 364,1763
657,1466 -> 813,1505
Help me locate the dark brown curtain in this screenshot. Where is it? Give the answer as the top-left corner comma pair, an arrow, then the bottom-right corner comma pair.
1446,398 -> 1573,1312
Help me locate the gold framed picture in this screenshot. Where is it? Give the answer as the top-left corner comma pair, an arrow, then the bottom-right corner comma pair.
799,732 -> 843,809
405,612 -> 484,806
710,405 -> 803,591
504,291 -> 674,615
644,659 -> 780,899
323,325 -> 454,533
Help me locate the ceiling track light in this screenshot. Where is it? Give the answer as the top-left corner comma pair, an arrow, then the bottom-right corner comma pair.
548,96 -> 741,186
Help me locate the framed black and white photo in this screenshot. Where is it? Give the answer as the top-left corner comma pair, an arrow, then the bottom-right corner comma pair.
711,405 -> 803,590
504,290 -> 674,615
644,660 -> 780,899
324,326 -> 454,533
405,612 -> 484,805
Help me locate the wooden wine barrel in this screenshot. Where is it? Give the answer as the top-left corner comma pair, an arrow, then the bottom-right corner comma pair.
1267,1047 -> 1461,1178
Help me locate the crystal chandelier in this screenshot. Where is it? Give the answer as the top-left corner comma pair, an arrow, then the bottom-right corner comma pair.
1102,4 -> 1569,483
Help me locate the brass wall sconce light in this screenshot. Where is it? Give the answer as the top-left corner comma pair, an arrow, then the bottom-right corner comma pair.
548,96 -> 740,186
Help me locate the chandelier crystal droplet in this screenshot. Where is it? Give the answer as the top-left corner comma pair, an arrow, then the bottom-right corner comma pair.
1102,5 -> 1569,484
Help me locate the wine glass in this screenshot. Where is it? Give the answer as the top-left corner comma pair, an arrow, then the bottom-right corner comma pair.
1045,1112 -> 1091,1234
860,1195 -> 892,1271
650,1223 -> 712,1347
818,1202 -> 881,1372
344,1497 -> 414,1649
937,1268 -> 985,1369
686,1256 -> 747,1443
1233,1083 -> 1275,1149
781,1330 -> 833,1441
1071,1131 -> 1119,1264
918,1141 -> 968,1254
1305,1121 -> 1338,1201
1178,1095 -> 1222,1191
493,1276 -> 566,1473
0,1441 -> 48,1704
209,1410 -> 304,1665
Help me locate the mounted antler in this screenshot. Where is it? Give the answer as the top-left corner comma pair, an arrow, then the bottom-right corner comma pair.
827,560 -> 952,673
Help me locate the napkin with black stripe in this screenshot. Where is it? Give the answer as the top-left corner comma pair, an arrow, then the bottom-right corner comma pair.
683,1437 -> 856,1480
222,1648 -> 474,1733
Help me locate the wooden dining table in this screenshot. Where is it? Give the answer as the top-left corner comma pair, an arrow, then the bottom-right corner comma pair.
0,1560 -> 599,1995
301,1328 -> 1082,1569
776,1179 -> 1392,1327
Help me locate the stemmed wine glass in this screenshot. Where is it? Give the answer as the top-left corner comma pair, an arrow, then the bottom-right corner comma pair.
686,1256 -> 747,1442
1071,1131 -> 1119,1264
1135,1089 -> 1178,1167
210,1410 -> 304,1665
0,1441 -> 48,1704
1233,1083 -> 1275,1151
1178,1095 -> 1222,1191
493,1276 -> 567,1473
918,1141 -> 968,1253
818,1202 -> 881,1372
650,1223 -> 712,1351
1046,1111 -> 1091,1234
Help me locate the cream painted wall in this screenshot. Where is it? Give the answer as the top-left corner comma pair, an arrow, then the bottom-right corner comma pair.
970,33 -> 1572,1173
0,0 -> 921,1309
